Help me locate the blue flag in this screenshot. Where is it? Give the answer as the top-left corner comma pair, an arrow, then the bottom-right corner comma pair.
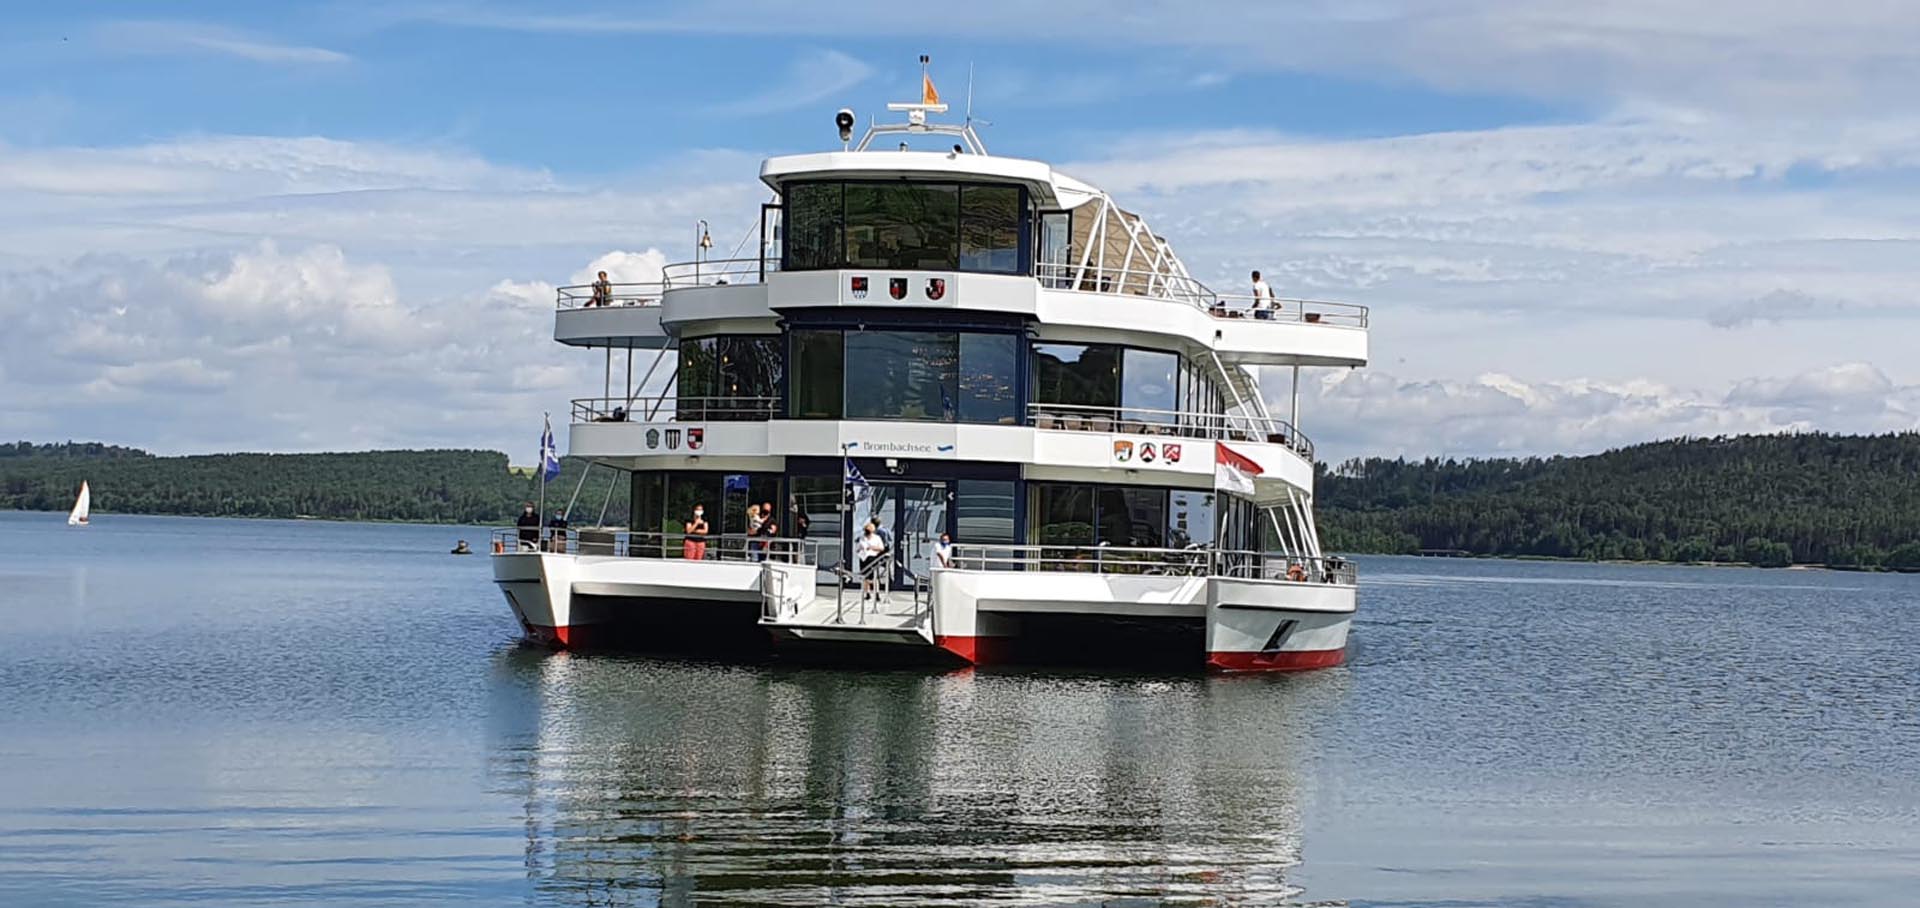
539,413 -> 561,482
844,456 -> 870,503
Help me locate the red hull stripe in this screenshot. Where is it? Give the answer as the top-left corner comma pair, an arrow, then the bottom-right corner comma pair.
526,623 -> 577,648
1206,648 -> 1344,672
934,635 -> 1015,665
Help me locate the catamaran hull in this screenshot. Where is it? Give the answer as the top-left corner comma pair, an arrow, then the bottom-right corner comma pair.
492,552 -> 769,652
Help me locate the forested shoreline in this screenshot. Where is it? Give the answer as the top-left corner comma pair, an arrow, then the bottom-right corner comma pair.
6,433 -> 1919,569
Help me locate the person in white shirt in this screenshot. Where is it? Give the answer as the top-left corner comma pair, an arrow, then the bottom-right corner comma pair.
933,532 -> 954,569
858,524 -> 887,602
1250,270 -> 1276,320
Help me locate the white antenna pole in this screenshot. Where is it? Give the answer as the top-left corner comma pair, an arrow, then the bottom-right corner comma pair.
966,62 -> 975,123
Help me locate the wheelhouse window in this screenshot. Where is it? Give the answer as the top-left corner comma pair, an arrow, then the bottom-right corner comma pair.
958,333 -> 1019,425
1030,482 -> 1232,552
1121,348 -> 1178,425
780,180 -> 1027,275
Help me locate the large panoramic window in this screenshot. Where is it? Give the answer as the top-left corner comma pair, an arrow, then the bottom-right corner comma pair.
1032,343 -> 1121,411
1030,482 -> 1232,554
790,328 -> 1018,424
957,333 -> 1019,425
956,480 -> 1018,545
781,180 -> 1026,274
677,335 -> 780,420
788,330 -> 844,419
844,330 -> 959,421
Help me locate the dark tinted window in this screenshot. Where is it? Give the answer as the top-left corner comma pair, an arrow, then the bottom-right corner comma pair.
956,480 -> 1018,545
789,330 -> 844,418
844,330 -> 958,421
1098,487 -> 1167,548
1032,343 -> 1120,410
676,337 -> 718,417
1031,483 -> 1094,548
1168,491 -> 1215,548
958,333 -> 1019,425
719,336 -> 782,408
784,182 -> 842,270
845,183 -> 959,270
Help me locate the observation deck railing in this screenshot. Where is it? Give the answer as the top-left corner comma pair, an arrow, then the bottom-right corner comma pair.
662,256 -> 780,288
491,527 -> 816,563
949,544 -> 1356,584
554,282 -> 665,310
1027,403 -> 1313,461
1209,294 -> 1369,327
571,396 -> 779,424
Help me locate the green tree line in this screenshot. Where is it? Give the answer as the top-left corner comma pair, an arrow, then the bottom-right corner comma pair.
1316,432 -> 1920,570
0,442 -> 627,526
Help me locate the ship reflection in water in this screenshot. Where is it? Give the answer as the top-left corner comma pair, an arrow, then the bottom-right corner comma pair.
488,650 -> 1351,906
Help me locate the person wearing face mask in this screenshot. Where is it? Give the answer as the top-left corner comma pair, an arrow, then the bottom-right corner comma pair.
683,504 -> 709,561
516,502 -> 540,550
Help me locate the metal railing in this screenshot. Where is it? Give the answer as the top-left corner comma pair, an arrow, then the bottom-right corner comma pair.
949,544 -> 1356,585
662,256 -> 779,288
1027,403 -> 1314,460
489,527 -> 815,563
1037,262 -> 1216,307
571,396 -> 779,424
555,282 -> 665,310
1209,294 -> 1370,328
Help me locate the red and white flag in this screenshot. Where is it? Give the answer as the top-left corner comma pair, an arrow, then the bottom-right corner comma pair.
1215,442 -> 1263,494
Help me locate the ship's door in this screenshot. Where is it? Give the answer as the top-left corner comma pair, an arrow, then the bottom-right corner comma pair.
850,481 -> 951,590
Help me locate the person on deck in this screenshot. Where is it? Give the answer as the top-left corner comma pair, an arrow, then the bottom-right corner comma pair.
590,271 -> 612,307
857,523 -> 887,602
516,503 -> 540,550
546,509 -> 570,553
753,501 -> 780,561
683,505 -> 709,561
1251,270 -> 1276,319
934,532 -> 954,570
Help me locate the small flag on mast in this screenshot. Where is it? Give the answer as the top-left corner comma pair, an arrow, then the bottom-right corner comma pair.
539,413 -> 562,482
923,72 -> 940,106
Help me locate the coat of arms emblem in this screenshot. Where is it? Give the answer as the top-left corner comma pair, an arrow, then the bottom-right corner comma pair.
645,428 -> 660,449
889,277 -> 908,300
1113,440 -> 1134,463
665,429 -> 681,450
850,276 -> 868,299
925,278 -> 946,301
687,428 -> 704,451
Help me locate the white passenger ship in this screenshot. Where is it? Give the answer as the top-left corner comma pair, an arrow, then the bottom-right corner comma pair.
493,76 -> 1369,671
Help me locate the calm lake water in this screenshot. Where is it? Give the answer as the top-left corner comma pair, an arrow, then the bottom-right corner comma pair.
2,511 -> 1918,906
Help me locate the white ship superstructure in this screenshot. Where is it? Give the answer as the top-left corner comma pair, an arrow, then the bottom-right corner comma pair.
493,77 -> 1369,671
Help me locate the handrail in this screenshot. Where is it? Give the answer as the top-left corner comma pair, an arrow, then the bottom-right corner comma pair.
948,543 -> 1356,585
490,527 -> 816,563
555,282 -> 666,310
1028,403 -> 1313,461
1210,294 -> 1369,328
571,396 -> 779,424
662,257 -> 779,288
1037,262 -> 1217,308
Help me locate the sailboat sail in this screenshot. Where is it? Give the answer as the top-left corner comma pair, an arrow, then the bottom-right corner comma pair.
68,481 -> 90,526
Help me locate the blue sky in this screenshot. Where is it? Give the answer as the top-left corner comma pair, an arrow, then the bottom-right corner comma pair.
3,2 -> 1919,459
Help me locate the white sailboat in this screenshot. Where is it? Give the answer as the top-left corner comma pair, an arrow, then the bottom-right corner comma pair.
68,481 -> 90,526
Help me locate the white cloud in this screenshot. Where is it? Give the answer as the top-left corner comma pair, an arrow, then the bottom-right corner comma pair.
90,21 -> 351,65
717,49 -> 874,115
